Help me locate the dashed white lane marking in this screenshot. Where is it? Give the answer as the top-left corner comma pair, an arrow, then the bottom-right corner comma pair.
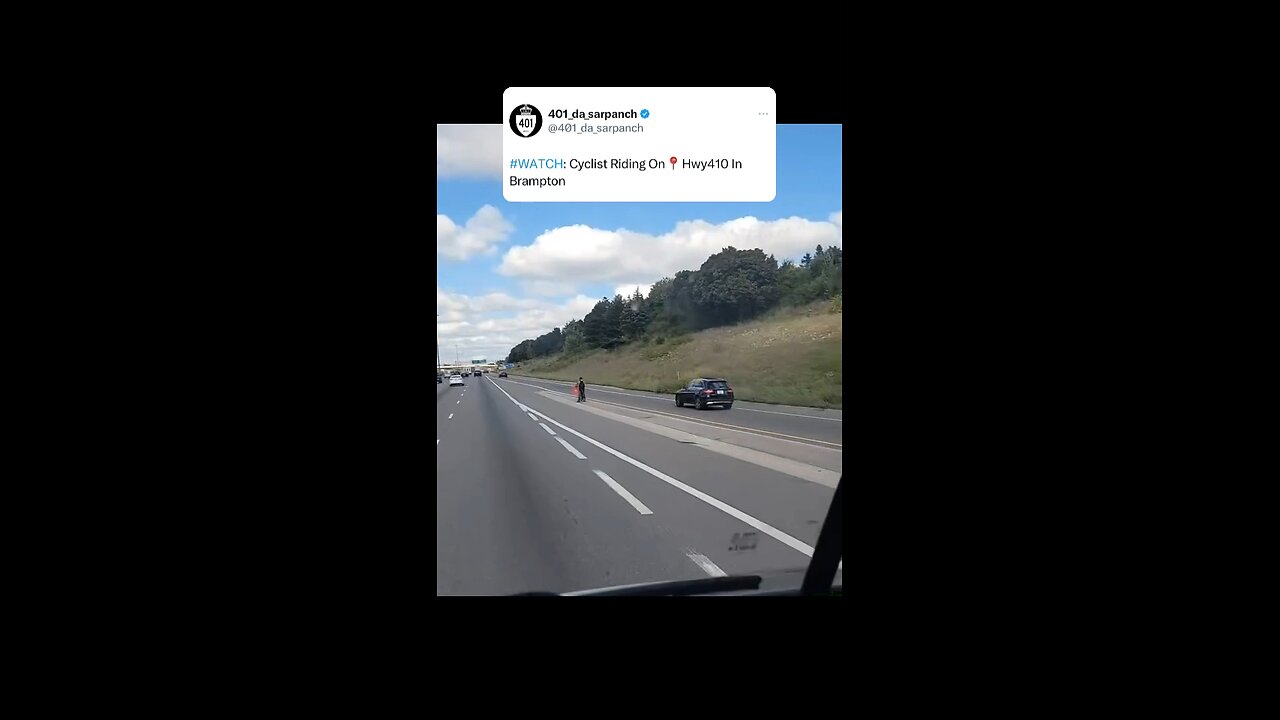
487,376 -> 815,558
686,550 -> 727,577
456,400 -> 461,405
539,422 -> 556,436
437,439 -> 440,446
554,436 -> 587,459
593,470 -> 653,515
528,412 -> 539,422
448,413 -> 454,419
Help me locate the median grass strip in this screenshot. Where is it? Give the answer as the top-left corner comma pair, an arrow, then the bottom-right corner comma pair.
514,302 -> 841,409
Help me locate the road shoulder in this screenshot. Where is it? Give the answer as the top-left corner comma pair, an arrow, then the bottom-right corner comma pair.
538,390 -> 841,488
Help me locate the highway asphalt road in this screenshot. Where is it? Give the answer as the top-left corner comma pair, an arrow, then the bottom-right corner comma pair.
436,373 -> 840,595
503,375 -> 842,449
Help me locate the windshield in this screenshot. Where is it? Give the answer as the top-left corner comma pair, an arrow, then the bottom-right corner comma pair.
437,113 -> 841,596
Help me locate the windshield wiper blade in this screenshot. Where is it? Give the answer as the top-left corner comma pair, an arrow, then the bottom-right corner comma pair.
801,475 -> 843,595
540,574 -> 763,596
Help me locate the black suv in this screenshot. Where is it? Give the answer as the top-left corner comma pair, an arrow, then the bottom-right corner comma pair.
675,378 -> 734,410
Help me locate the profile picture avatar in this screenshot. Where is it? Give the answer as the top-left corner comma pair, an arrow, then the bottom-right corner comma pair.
509,104 -> 542,138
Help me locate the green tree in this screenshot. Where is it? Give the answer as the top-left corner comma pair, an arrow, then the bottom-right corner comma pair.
531,327 -> 563,357
602,294 -> 626,348
620,303 -> 636,340
645,277 -> 672,331
778,261 -> 807,306
688,246 -> 780,326
664,270 -> 698,330
810,244 -> 826,277
506,339 -> 535,363
627,287 -> 649,338
826,245 -> 842,267
582,297 -> 610,348
562,318 -> 585,355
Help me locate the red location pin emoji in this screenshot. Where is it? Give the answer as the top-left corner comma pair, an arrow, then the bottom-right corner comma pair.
670,156 -> 677,170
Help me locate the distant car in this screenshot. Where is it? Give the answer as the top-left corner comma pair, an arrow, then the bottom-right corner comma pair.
483,368 -> 490,374
437,375 -> 443,384
498,370 -> 508,377
473,370 -> 482,377
449,374 -> 464,387
675,378 -> 734,410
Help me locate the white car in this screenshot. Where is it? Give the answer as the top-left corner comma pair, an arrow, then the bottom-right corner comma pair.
449,374 -> 464,386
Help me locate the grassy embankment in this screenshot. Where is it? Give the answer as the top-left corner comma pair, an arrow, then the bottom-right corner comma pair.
514,299 -> 842,409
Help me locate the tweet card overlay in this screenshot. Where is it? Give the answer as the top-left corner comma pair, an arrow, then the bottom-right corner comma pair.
502,87 -> 776,202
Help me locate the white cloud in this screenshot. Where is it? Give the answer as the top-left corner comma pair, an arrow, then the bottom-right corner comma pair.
436,125 -> 501,179
521,280 -> 580,298
497,212 -> 842,292
437,204 -> 514,260
435,288 -> 597,363
435,288 -> 528,322
613,283 -> 652,300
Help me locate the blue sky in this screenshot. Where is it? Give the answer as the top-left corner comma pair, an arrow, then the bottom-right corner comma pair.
437,124 -> 841,364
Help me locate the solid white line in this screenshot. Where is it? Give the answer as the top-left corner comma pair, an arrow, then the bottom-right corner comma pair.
554,436 -> 587,459
539,422 -> 556,436
593,470 -> 653,515
730,406 -> 840,421
510,377 -> 842,422
487,376 -> 815,558
500,377 -> 561,392
591,397 -> 842,449
686,551 -> 727,577
503,377 -> 840,448
448,413 -> 454,419
494,379 -> 537,420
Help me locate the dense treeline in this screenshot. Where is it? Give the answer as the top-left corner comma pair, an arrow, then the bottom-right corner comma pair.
505,244 -> 841,364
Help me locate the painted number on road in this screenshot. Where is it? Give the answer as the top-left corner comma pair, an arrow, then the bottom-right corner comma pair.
729,532 -> 759,552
